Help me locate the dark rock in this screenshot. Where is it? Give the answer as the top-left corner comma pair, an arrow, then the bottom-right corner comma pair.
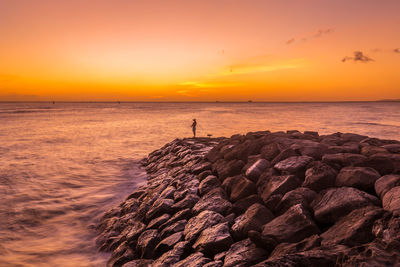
260,175 -> 302,204
304,131 -> 319,137
263,194 -> 282,214
342,133 -> 368,143
159,186 -> 175,199
276,187 -> 317,215
224,139 -> 262,162
171,193 -> 199,210
312,187 -> 380,224
261,204 -> 319,245
174,252 -> 211,267
360,146 -> 388,157
335,166 -> 381,192
198,170 -> 213,181
147,214 -> 171,229
232,203 -> 274,239
159,220 -> 187,240
232,194 -> 262,215
230,176 -> 257,202
271,148 -> 299,166
274,156 -> 313,173
364,153 -> 395,175
260,143 -> 282,161
159,209 -> 191,230
204,261 -> 223,267
108,245 -> 135,267
223,238 -> 267,267
146,198 -> 174,221
375,174 -> 400,199
199,175 -> 221,196
214,251 -> 226,261
192,162 -> 212,174
303,162 -> 337,192
327,144 -> 359,154
245,159 -> 270,182
193,223 -> 233,254
126,221 -> 147,246
322,153 -> 367,169
290,140 -> 328,159
136,229 -> 159,258
121,259 -> 153,267
269,234 -> 321,258
221,175 -> 242,196
154,231 -> 184,256
192,192 -> 232,216
382,186 -> 400,215
213,159 -> 245,181
321,206 -> 383,247
382,144 -> 400,153
184,210 -> 224,243
151,241 -> 189,267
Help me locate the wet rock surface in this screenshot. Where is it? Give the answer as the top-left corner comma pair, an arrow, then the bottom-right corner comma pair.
97,132 -> 400,266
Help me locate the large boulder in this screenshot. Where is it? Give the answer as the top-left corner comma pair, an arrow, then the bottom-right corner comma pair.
321,206 -> 383,246
276,187 -> 317,215
221,175 -> 242,196
269,234 -> 321,258
213,159 -> 245,181
375,174 -> 400,199
159,220 -> 187,240
365,153 -> 395,175
259,175 -> 302,204
274,156 -> 313,173
223,238 -> 267,267
231,203 -> 274,239
261,204 -> 320,245
136,229 -> 159,258
152,241 -> 189,267
335,167 -> 381,192
382,186 -> 400,215
193,223 -> 234,254
146,198 -> 174,221
230,176 -> 257,202
303,162 -> 337,192
322,153 -> 366,169
199,175 -> 221,196
184,210 -> 224,243
312,187 -> 380,224
192,191 -> 232,216
260,143 -> 282,161
171,193 -> 199,210
154,231 -> 184,256
121,259 -> 153,267
290,140 -> 328,159
245,159 -> 270,182
232,194 -> 262,215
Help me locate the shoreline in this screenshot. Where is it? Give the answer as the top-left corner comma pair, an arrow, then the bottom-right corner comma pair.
97,130 -> 400,266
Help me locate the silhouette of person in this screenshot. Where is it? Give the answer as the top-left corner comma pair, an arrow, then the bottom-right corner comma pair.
191,119 -> 197,138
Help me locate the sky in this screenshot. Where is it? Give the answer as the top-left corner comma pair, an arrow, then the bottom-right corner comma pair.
0,0 -> 399,101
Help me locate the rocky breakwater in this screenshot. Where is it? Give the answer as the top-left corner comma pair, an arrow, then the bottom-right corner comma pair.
97,131 -> 400,266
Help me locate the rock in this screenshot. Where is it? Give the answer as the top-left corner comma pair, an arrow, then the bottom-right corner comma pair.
204,261 -> 223,267
342,133 -> 368,143
290,140 -> 328,159
214,251 -> 226,261
159,220 -> 187,240
191,162 -> 212,174
223,238 -> 267,267
335,167 -> 381,192
126,221 -> 147,246
382,186 -> 400,215
174,252 -> 211,267
221,175 -> 242,196
375,174 -> 400,199
159,186 -> 175,199
147,214 -> 171,229
146,198 -> 174,221
270,148 -> 299,165
171,194 -> 199,210
230,176 -> 257,202
274,156 -> 313,173
260,175 -> 302,204
193,223 -> 233,254
260,143 -> 282,161
199,175 -> 221,196
276,187 -> 317,215
155,231 -> 184,256
322,153 -> 367,169
360,146 -> 388,157
232,203 -> 274,239
382,144 -> 400,153
372,212 -> 400,242
327,144 -> 359,154
263,194 -> 282,214
269,234 -> 321,258
303,162 -> 337,192
136,229 -> 159,258
224,139 -> 262,161
198,170 -> 213,181
121,259 -> 153,267
232,194 -> 262,215
151,241 -> 189,267
184,210 -> 224,243
159,208 -> 191,230
192,192 -> 232,216
245,159 -> 270,182
321,206 -> 383,247
312,187 -> 380,224
364,153 -> 395,175
108,245 -> 135,267
261,204 -> 320,246
213,159 -> 245,181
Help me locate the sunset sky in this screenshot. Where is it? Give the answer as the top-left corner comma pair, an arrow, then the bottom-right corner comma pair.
0,0 -> 399,101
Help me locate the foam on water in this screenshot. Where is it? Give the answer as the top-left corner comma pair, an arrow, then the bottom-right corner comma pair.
0,102 -> 399,266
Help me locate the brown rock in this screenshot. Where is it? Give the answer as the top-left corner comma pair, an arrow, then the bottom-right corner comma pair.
382,186 -> 400,215
375,174 -> 400,199
335,167 -> 381,192
274,156 -> 313,173
221,175 -> 242,196
261,204 -> 320,245
213,159 -> 245,181
230,176 -> 257,202
147,214 -> 171,229
171,193 -> 199,210
312,187 -> 380,224
193,223 -> 233,254
245,159 -> 270,182
152,241 -> 189,267
159,220 -> 187,240
192,192 -> 232,216
184,210 -> 224,243
364,153 -> 395,175
322,153 -> 367,169
223,238 -> 267,267
260,143 -> 282,161
269,234 -> 321,258
136,229 -> 159,258
155,231 -> 184,256
260,175 -> 302,204
232,194 -> 262,215
121,259 -> 153,267
199,175 -> 221,196
361,146 -> 388,157
174,252 -> 211,267
277,187 -> 317,215
303,162 -> 337,192
146,198 -> 174,221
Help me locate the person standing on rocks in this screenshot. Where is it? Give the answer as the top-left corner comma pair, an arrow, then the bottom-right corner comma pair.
191,119 -> 197,138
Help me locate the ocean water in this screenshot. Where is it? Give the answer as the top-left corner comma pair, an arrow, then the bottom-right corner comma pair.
0,101 -> 399,266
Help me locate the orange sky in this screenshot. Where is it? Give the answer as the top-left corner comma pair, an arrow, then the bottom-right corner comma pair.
0,0 -> 399,101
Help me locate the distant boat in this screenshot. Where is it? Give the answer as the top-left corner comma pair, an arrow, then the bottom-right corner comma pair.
207,134 -> 212,137
53,101 -> 55,104
248,100 -> 253,103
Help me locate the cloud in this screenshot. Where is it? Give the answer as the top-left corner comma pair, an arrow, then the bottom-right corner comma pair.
286,28 -> 334,45
342,51 -> 374,63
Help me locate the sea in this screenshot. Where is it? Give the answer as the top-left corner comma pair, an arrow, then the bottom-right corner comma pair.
0,101 -> 399,266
